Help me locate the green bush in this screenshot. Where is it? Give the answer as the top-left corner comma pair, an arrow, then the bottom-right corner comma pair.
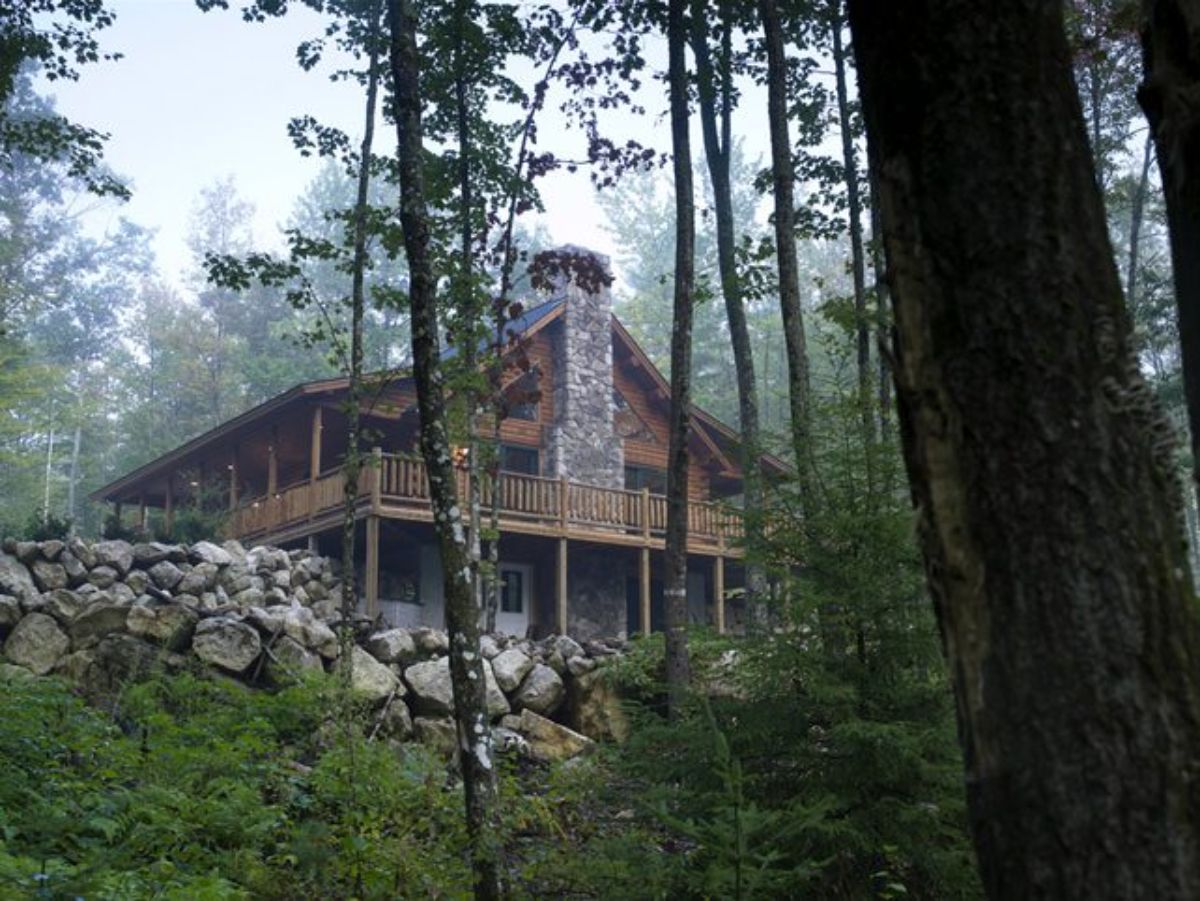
18,511 -> 73,541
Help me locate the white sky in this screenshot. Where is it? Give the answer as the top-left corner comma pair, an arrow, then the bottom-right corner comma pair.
45,0 -> 631,286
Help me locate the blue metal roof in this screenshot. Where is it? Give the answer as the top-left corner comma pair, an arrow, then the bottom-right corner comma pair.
438,295 -> 565,362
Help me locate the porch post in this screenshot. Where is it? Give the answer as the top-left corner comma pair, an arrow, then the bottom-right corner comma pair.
714,538 -> 726,635
639,546 -> 651,635
310,405 -> 323,480
164,477 -> 174,536
228,447 -> 239,511
138,494 -> 147,533
365,514 -> 380,617
556,537 -> 568,635
267,427 -> 278,496
113,501 -> 123,527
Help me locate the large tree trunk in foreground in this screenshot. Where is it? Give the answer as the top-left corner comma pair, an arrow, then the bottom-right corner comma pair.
847,1 -> 1200,896
758,0 -> 813,501
388,3 -> 500,897
690,0 -> 767,628
664,0 -> 694,719
1140,0 -> 1200,493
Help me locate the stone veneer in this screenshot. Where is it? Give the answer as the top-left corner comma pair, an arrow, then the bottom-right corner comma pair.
545,246 -> 623,488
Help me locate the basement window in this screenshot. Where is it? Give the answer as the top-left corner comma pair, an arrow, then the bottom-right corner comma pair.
500,568 -> 524,613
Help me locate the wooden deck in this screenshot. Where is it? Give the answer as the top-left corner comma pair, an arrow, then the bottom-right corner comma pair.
228,452 -> 743,556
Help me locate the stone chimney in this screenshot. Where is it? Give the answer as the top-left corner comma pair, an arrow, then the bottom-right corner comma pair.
545,246 -> 623,488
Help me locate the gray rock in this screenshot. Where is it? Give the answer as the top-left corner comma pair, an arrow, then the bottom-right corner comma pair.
222,540 -> 247,561
270,569 -> 292,591
192,616 -> 262,674
566,668 -> 629,743
403,656 -> 507,718
67,537 -> 95,568
364,628 -> 418,665
479,634 -> 502,659
376,698 -> 413,741
246,605 -> 286,636
87,565 -> 119,590
59,551 -> 87,586
3,612 -> 69,675
177,562 -> 217,595
554,634 -> 585,660
513,663 -> 565,717
232,587 -> 265,608
221,570 -> 253,595
566,655 -> 597,678
266,635 -> 324,681
263,587 -> 287,606
292,585 -> 310,606
513,708 -> 594,762
148,560 -> 185,591
93,540 -> 134,576
310,599 -> 339,622
413,627 -> 449,655
14,541 -> 39,563
546,649 -> 566,676
0,595 -> 21,631
340,645 -> 403,703
491,648 -> 534,694
69,602 -> 131,650
109,582 -> 136,604
282,606 -> 339,658
30,559 -> 68,592
132,542 -> 172,568
492,726 -> 531,756
127,603 -> 198,650
39,540 -> 64,561
0,553 -> 36,601
190,540 -> 233,567
305,580 -> 329,603
125,569 -> 151,594
42,588 -> 91,623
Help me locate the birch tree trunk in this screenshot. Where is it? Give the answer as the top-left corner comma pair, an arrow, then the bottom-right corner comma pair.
664,0 -> 694,719
387,3 -> 500,896
848,1 -> 1200,895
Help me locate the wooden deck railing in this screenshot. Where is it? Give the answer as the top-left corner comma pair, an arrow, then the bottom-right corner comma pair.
230,453 -> 743,548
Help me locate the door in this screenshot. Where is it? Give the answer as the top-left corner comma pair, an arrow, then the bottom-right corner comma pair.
496,563 -> 533,637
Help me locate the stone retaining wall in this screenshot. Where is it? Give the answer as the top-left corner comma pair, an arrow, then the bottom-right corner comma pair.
0,537 -> 628,761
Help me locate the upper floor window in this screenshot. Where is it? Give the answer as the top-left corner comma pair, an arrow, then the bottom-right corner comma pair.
625,465 -> 667,494
500,444 -> 540,476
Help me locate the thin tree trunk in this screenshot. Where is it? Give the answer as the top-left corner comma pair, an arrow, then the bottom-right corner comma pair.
869,170 -> 892,446
387,3 -> 500,897
1126,132 -> 1154,307
849,1 -> 1200,896
664,0 -> 694,719
42,426 -> 54,523
1140,0 -> 1200,493
67,424 -> 81,532
831,0 -> 873,483
758,0 -> 813,501
690,0 -> 767,628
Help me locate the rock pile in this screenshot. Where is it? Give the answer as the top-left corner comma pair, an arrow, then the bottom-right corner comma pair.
0,537 -> 627,760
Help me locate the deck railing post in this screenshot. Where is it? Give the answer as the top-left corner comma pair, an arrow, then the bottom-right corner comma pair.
370,446 -> 383,513
558,476 -> 569,533
715,535 -> 726,634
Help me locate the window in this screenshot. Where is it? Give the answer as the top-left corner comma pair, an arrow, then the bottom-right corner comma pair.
625,465 -> 667,494
500,444 -> 539,475
500,568 -> 524,613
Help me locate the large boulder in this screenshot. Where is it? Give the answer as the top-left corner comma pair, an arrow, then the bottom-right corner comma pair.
69,601 -> 132,650
41,588 -> 90,623
92,540 -> 133,576
566,667 -> 629,743
404,656 -> 506,717
265,635 -> 324,683
505,709 -> 594,762
340,645 -> 403,703
148,560 -> 185,591
0,553 -> 36,601
413,717 -> 457,757
413,627 -> 449,656
132,542 -> 172,568
30,559 -> 68,592
13,541 -> 39,564
364,628 -> 418,665
3,612 -> 69,675
190,541 -> 233,567
87,565 -> 119,590
59,552 -> 87,587
127,602 -> 198,650
192,616 -> 261,674
281,605 -> 339,659
67,537 -> 95,569
0,595 -> 21,632
491,648 -> 534,694
512,663 -> 565,717
177,562 -> 218,596
39,540 -> 64,561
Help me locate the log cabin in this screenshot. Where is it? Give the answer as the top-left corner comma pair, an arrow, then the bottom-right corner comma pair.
91,250 -> 787,640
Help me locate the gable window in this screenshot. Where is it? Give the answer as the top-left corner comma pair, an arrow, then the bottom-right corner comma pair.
500,568 -> 524,613
506,370 -> 541,422
500,444 -> 539,476
625,465 -> 667,494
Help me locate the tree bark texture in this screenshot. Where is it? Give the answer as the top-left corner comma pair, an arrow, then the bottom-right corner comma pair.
848,1 -> 1200,897
1127,132 -> 1154,308
758,0 -> 814,501
1140,0 -> 1200,492
387,3 -> 500,897
664,0 -> 694,719
690,0 -> 768,627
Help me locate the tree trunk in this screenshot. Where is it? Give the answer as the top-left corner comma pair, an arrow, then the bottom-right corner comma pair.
67,424 -> 81,533
1126,132 -> 1154,308
690,0 -> 768,628
869,171 -> 892,446
387,3 -> 500,897
830,0 -> 874,480
1140,0 -> 1200,494
664,0 -> 694,719
758,0 -> 813,500
848,1 -> 1200,896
